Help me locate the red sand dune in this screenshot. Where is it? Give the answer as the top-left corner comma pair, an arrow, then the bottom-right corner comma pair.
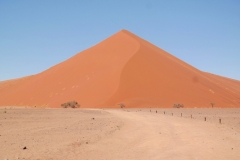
0,30 -> 240,108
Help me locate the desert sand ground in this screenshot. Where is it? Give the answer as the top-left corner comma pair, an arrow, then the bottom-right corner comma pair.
0,107 -> 240,160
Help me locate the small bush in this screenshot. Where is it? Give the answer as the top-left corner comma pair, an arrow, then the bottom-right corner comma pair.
61,101 -> 80,108
117,103 -> 126,108
210,102 -> 215,108
173,103 -> 184,108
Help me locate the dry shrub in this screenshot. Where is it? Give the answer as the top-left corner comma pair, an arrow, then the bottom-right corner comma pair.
61,101 -> 80,108
173,103 -> 184,108
117,103 -> 126,108
210,102 -> 215,108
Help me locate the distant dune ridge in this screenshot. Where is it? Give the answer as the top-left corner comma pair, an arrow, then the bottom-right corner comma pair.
0,30 -> 240,108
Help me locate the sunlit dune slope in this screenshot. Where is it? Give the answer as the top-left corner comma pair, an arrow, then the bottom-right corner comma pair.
0,30 -> 239,108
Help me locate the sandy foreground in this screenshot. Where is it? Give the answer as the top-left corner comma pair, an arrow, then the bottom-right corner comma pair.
0,108 -> 240,160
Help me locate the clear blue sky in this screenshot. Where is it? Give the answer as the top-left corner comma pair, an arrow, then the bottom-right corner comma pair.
1,0 -> 240,81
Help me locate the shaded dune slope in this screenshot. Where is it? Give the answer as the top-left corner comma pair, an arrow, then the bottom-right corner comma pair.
103,31 -> 240,108
0,30 -> 239,108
